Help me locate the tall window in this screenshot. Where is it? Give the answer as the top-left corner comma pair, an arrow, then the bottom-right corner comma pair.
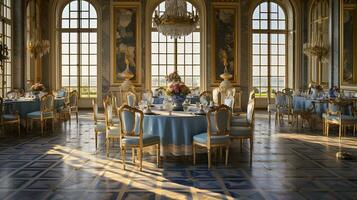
252,1 -> 287,97
151,2 -> 200,90
0,0 -> 11,96
60,0 -> 97,98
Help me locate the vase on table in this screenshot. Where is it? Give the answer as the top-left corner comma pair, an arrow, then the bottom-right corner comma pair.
172,95 -> 186,111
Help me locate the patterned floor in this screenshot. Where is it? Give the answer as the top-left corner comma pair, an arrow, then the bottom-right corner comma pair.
0,111 -> 357,200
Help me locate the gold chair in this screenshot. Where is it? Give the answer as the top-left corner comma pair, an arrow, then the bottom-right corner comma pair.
230,99 -> 255,165
106,92 -> 118,116
54,87 -> 69,121
92,99 -> 105,150
323,98 -> 357,139
63,90 -> 79,124
0,97 -> 21,136
118,104 -> 160,171
232,89 -> 255,127
103,99 -> 121,157
193,104 -> 232,168
125,91 -> 137,107
274,91 -> 293,126
26,94 -> 55,136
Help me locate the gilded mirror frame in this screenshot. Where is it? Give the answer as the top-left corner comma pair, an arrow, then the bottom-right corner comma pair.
340,0 -> 357,90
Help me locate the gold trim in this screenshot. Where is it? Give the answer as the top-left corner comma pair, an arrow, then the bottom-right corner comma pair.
340,0 -> 357,90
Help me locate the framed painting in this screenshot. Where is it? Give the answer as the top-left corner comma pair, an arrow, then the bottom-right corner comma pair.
211,3 -> 239,86
341,1 -> 357,89
110,2 -> 141,85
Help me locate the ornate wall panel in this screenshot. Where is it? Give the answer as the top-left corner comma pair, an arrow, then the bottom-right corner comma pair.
211,2 -> 239,86
110,2 -> 141,86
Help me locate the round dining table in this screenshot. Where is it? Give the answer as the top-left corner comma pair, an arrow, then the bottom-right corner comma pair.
143,107 -> 207,156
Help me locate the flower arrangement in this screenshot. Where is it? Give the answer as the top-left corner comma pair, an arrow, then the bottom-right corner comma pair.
166,71 -> 181,83
31,82 -> 45,92
166,82 -> 190,96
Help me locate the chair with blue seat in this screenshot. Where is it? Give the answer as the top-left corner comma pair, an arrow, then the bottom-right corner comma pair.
61,90 -> 79,124
54,87 -> 68,120
323,98 -> 357,139
232,89 -> 255,127
103,99 -> 121,157
193,104 -> 232,168
92,99 -> 105,150
275,91 -> 293,126
118,104 -> 160,171
0,97 -> 21,136
230,98 -> 255,165
26,94 -> 55,136
126,91 -> 137,107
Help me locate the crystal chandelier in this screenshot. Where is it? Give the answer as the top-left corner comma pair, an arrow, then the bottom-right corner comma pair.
27,0 -> 50,59
27,40 -> 50,59
153,0 -> 199,39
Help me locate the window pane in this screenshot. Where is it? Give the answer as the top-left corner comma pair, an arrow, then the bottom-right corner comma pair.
151,2 -> 200,89
251,2 -> 287,97
60,1 -> 98,98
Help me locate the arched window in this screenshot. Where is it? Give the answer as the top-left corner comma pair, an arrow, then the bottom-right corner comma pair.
252,1 -> 287,97
151,1 -> 200,90
60,0 -> 98,98
0,0 -> 12,96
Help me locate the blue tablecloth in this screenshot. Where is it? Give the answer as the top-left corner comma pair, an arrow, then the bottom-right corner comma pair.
153,96 -> 200,105
143,111 -> 207,156
293,96 -> 352,118
4,98 -> 66,119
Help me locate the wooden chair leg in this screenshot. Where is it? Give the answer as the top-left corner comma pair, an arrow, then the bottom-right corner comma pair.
326,123 -> 329,137
139,147 -> 143,171
207,148 -> 211,168
157,143 -> 160,167
52,118 -> 55,134
122,146 -> 126,170
193,144 -> 196,165
106,139 -> 110,157
41,120 -> 44,136
339,125 -> 342,140
18,122 -> 21,137
95,131 -> 98,150
219,147 -> 223,160
132,147 -> 135,164
225,146 -> 229,166
250,138 -> 253,166
240,139 -> 243,153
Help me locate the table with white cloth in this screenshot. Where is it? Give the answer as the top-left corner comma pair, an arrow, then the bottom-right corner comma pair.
143,107 -> 207,156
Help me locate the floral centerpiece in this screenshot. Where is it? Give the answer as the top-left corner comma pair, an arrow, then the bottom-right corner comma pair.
31,82 -> 45,93
166,81 -> 190,111
166,71 -> 181,83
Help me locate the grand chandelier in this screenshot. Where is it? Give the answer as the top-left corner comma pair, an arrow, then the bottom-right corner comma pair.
153,0 -> 199,39
27,40 -> 50,59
